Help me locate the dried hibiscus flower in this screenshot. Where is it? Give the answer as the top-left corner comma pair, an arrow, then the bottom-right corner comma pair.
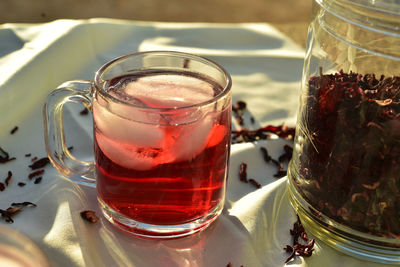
284,216 -> 315,263
80,210 -> 99,223
28,157 -> 50,170
0,202 -> 36,223
0,147 -> 16,163
293,70 -> 400,238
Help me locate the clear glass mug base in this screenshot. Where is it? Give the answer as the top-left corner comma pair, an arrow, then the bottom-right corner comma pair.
287,169 -> 400,265
98,197 -> 223,240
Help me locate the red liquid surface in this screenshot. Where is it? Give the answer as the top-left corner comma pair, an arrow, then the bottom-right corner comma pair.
93,72 -> 231,225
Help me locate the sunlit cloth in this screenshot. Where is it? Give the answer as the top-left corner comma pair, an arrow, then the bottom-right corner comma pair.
0,19 -> 379,267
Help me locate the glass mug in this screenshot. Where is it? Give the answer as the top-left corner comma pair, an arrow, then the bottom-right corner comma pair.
43,51 -> 232,239
287,0 -> 400,264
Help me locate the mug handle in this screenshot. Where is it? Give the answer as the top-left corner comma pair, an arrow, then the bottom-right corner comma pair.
43,80 -> 96,187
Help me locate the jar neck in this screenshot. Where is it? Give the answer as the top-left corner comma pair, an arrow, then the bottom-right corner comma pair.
315,0 -> 400,35
311,0 -> 400,64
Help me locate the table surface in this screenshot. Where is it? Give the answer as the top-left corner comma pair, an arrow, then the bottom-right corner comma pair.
0,19 -> 392,267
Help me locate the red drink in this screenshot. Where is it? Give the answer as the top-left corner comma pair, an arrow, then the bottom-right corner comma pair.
93,71 -> 231,228
43,51 -> 232,239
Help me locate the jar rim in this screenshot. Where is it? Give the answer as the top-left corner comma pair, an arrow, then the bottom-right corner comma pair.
340,0 -> 400,16
316,0 -> 400,35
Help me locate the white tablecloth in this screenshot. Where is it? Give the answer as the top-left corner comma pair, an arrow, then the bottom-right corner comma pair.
0,18 -> 389,266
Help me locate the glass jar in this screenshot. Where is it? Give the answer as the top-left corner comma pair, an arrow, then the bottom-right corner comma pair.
287,0 -> 400,264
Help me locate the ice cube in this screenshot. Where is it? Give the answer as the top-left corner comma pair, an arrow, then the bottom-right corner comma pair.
122,74 -> 215,108
93,101 -> 164,148
171,113 -> 215,162
95,130 -> 174,170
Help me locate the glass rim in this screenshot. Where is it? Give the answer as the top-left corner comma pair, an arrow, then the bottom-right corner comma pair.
93,50 -> 232,111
